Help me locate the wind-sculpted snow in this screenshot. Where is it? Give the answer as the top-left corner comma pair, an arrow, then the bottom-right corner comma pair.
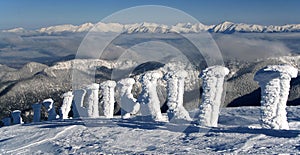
60,91 -> 73,119
198,66 -> 229,127
2,56 -> 300,121
117,78 -> 140,119
85,83 -> 100,118
32,103 -> 42,122
42,98 -> 57,121
164,70 -> 192,122
254,65 -> 298,129
100,80 -> 117,118
138,71 -> 167,122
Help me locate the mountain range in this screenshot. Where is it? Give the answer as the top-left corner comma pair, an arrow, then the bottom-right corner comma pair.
2,21 -> 300,34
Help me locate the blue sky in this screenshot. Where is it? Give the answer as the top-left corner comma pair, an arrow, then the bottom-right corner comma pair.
1,0 -> 300,29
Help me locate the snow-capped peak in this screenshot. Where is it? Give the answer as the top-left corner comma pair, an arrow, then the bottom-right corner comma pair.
3,21 -> 300,34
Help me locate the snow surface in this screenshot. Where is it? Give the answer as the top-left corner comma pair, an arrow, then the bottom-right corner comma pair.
1,106 -> 300,154
254,65 -> 298,129
198,66 -> 230,127
100,80 -> 116,118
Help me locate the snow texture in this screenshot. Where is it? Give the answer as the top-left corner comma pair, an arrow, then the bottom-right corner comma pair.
32,103 -> 42,122
11,110 -> 23,124
164,70 -> 192,122
42,98 -> 57,121
85,83 -> 100,118
100,80 -> 116,118
198,66 -> 229,127
254,64 -> 298,130
72,89 -> 88,118
138,71 -> 167,122
117,78 -> 140,119
1,106 -> 300,154
59,91 -> 73,119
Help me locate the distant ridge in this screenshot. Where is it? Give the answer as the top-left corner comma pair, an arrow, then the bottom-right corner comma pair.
2,21 -> 300,34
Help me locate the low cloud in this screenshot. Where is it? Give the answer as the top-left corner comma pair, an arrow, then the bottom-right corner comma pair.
214,34 -> 292,61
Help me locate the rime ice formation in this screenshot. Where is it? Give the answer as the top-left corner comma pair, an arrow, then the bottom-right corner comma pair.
11,110 -> 23,124
117,78 -> 140,119
72,89 -> 88,118
86,83 -> 100,118
32,103 -> 42,122
254,64 -> 298,130
2,117 -> 11,126
59,91 -> 74,119
138,71 -> 166,122
100,80 -> 116,118
42,98 -> 57,121
164,70 -> 192,122
198,66 -> 229,127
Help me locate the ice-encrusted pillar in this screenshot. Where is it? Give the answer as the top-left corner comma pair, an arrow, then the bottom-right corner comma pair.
100,80 -> 116,118
42,98 -> 57,121
164,70 -> 192,122
32,103 -> 42,122
11,110 -> 23,124
60,91 -> 74,119
254,64 -> 298,130
86,83 -> 100,118
198,66 -> 229,127
2,117 -> 11,126
138,71 -> 166,122
72,89 -> 88,118
117,78 -> 140,119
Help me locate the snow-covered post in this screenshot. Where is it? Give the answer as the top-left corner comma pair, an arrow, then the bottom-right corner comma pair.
11,110 -> 23,124
32,103 -> 42,122
59,91 -> 74,119
72,89 -> 87,118
117,78 -> 140,119
100,80 -> 116,118
2,117 -> 11,126
198,66 -> 229,127
138,71 -> 166,122
254,65 -> 298,130
42,98 -> 57,121
86,83 -> 100,118
164,70 -> 192,122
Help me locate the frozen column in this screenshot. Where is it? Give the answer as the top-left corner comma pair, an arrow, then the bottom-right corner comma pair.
100,80 -> 116,118
11,110 -> 23,124
42,98 -> 57,121
72,89 -> 88,118
117,78 -> 140,119
198,66 -> 229,127
254,64 -> 298,130
138,71 -> 166,122
32,103 -> 42,122
86,83 -> 100,118
60,91 -> 74,119
164,70 -> 192,122
2,117 -> 11,126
